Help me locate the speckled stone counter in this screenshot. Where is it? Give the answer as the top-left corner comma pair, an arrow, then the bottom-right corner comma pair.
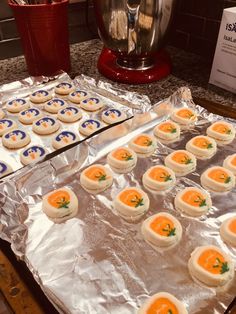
0,39 -> 236,107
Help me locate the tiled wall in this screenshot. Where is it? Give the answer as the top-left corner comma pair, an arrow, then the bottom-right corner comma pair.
170,0 -> 236,58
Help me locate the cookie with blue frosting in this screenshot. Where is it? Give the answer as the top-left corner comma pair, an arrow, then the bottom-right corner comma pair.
18,108 -> 43,124
79,119 -> 102,136
0,119 -> 17,136
6,98 -> 29,113
52,131 -> 79,149
0,161 -> 13,178
102,108 -> 127,124
30,89 -> 52,104
2,129 -> 31,149
20,145 -> 47,165
32,117 -> 60,135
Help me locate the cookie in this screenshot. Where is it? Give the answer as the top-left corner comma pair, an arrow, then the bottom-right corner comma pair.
107,147 -> 137,173
154,120 -> 180,143
102,109 -> 127,124
171,107 -> 197,126
128,134 -> 157,157
18,108 -> 43,125
44,98 -> 67,114
220,216 -> 236,247
30,89 -> 52,104
223,154 -> 236,176
186,135 -> 217,159
0,119 -> 17,136
55,82 -> 74,95
0,161 -> 13,178
206,121 -> 235,146
0,109 -> 5,119
32,117 -> 60,135
20,145 -> 47,165
68,90 -> 88,104
57,106 -> 82,123
80,97 -> 103,111
2,129 -> 31,149
79,119 -> 102,136
52,131 -> 79,149
6,98 -> 29,113
188,245 -> 234,287
164,150 -> 197,176
42,187 -> 79,223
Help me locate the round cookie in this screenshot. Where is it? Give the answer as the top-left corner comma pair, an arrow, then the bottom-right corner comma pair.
107,147 -> 137,174
32,117 -> 60,135
206,121 -> 235,146
174,187 -> 212,217
80,97 -> 104,111
164,150 -> 197,176
142,165 -> 176,192
30,89 -> 52,103
0,109 -> 5,119
0,161 -> 13,178
0,119 -> 17,136
57,106 -> 82,123
141,212 -> 182,249
44,98 -> 67,114
2,129 -> 31,149
171,107 -> 197,126
68,90 -> 88,104
18,108 -> 43,125
79,119 -> 102,136
200,166 -> 235,192
154,120 -> 180,143
80,164 -> 113,194
220,216 -> 236,247
188,245 -> 234,287
20,145 -> 47,165
42,187 -> 79,223
102,108 -> 127,124
128,134 -> 157,157
52,131 -> 79,149
223,154 -> 236,176
138,292 -> 188,314
6,98 -> 29,113
113,187 -> 150,221
186,135 -> 217,159
55,82 -> 74,95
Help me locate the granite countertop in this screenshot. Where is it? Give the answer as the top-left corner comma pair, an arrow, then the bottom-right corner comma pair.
0,39 -> 236,107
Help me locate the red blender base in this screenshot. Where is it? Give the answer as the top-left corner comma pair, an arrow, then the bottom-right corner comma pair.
97,48 -> 171,84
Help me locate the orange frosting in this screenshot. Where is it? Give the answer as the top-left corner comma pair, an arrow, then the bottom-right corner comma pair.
159,122 -> 177,133
119,189 -> 143,207
149,167 -> 171,182
231,156 -> 236,166
229,219 -> 236,234
112,148 -> 133,161
146,297 -> 178,314
198,249 -> 228,275
134,135 -> 152,147
48,190 -> 70,209
85,166 -> 107,181
208,169 -> 230,183
193,137 -> 212,149
177,108 -> 195,119
212,123 -> 231,134
172,152 -> 192,164
182,190 -> 206,207
150,216 -> 176,237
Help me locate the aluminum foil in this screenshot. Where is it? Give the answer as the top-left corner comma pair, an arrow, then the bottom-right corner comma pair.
0,73 -> 151,178
0,87 -> 236,314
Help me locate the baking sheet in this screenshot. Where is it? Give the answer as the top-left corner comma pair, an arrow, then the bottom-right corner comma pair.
0,87 -> 236,314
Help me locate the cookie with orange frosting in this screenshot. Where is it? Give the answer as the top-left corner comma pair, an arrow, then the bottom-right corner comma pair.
128,134 -> 157,157
0,109 -> 5,119
206,121 -> 235,146
114,187 -> 149,220
174,187 -> 212,217
141,212 -> 182,249
142,165 -> 176,192
80,164 -> 113,194
154,120 -> 180,143
171,107 -> 197,126
164,150 -> 197,176
138,292 -> 188,314
223,154 -> 236,176
107,147 -> 137,173
200,166 -> 235,192
220,216 -> 236,247
42,187 -> 78,223
188,245 -> 234,287
186,135 -> 217,159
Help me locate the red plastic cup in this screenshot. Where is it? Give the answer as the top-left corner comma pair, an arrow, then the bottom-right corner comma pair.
9,0 -> 71,76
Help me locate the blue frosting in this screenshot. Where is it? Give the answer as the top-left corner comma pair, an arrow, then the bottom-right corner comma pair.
55,131 -> 76,142
81,119 -> 100,128
0,162 -> 7,174
32,90 -> 49,97
71,90 -> 87,97
35,117 -> 56,126
47,99 -> 65,106
104,109 -> 121,117
82,97 -> 99,104
0,119 -> 14,127
23,146 -> 45,157
60,107 -> 79,115
8,98 -> 26,106
57,83 -> 72,89
5,129 -> 26,139
20,108 -> 40,116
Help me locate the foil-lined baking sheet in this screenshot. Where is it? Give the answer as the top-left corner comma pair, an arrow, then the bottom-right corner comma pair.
0,73 -> 151,178
0,87 -> 236,314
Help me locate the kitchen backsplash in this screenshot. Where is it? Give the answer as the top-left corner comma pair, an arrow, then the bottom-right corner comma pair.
0,0 -> 236,60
